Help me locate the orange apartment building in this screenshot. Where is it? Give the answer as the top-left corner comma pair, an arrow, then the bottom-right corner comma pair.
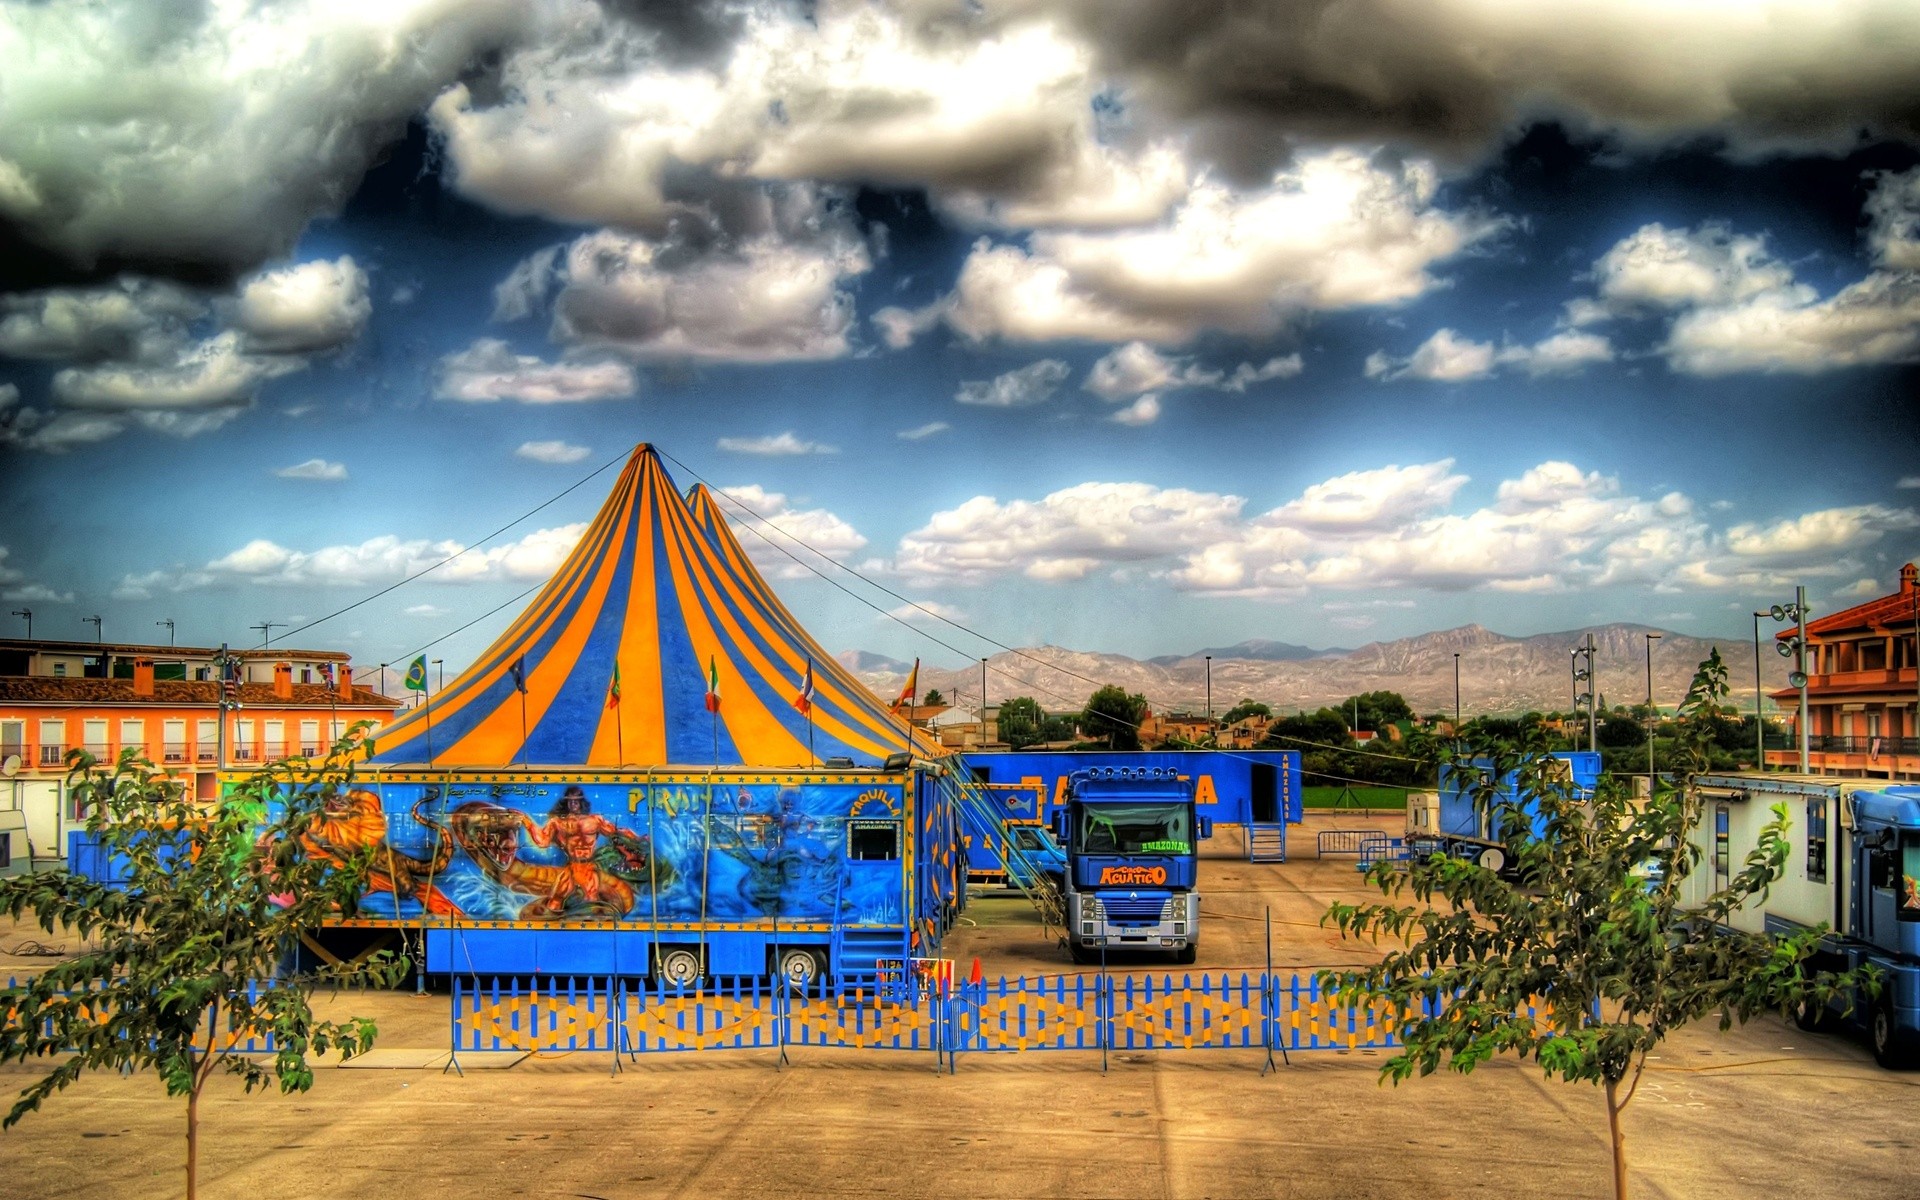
1767,561 -> 1920,781
0,638 -> 399,863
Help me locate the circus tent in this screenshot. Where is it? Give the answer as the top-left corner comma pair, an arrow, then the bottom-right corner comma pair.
366,444 -> 943,768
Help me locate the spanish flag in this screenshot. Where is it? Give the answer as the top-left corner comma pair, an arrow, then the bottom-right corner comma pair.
704,655 -> 721,713
891,658 -> 919,709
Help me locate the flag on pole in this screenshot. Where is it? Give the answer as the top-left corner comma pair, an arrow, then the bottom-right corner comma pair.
320,661 -> 336,689
704,656 -> 722,713
222,653 -> 242,703
509,656 -> 528,694
793,658 -> 815,714
606,662 -> 622,709
891,659 -> 919,709
404,656 -> 428,692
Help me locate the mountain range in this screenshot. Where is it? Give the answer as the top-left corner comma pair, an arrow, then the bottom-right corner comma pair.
838,624 -> 1791,718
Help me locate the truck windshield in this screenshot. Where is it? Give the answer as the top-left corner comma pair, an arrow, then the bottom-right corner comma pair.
1076,803 -> 1190,855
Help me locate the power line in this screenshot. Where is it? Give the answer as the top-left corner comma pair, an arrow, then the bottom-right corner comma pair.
276,449 -> 628,645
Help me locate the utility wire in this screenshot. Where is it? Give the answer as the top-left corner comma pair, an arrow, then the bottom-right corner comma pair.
658,447 -> 1435,769
275,449 -> 628,645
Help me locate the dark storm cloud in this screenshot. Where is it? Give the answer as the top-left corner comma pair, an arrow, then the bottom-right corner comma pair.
1061,0 -> 1920,165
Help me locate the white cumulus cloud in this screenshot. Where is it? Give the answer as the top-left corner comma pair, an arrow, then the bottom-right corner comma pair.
231,257 -> 371,354
956,359 -> 1070,407
516,440 -> 593,464
717,432 -> 838,456
435,338 -> 636,404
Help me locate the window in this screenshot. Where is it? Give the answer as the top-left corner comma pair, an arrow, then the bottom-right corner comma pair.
38,719 -> 64,765
848,820 -> 901,861
1076,802 -> 1192,855
51,662 -> 65,677
163,719 -> 186,763
1713,805 -> 1730,886
1806,798 -> 1829,884
299,720 -> 320,755
264,720 -> 285,759
0,720 -> 22,760
235,720 -> 254,761
300,667 -> 312,683
196,719 -> 216,762
119,719 -> 144,755
0,831 -> 9,869
1901,837 -> 1920,921
82,719 -> 108,757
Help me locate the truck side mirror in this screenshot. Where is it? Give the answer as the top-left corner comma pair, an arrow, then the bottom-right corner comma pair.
1052,810 -> 1069,842
1197,817 -> 1213,841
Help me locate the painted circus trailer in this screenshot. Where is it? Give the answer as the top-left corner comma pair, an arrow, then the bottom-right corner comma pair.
312,764 -> 959,987
283,444 -> 965,987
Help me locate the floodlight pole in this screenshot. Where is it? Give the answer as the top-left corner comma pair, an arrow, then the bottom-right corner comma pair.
10,608 -> 29,639
157,619 -> 175,647
1645,633 -> 1661,783
1752,611 -> 1768,770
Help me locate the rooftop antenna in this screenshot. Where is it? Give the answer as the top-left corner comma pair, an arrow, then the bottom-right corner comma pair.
156,619 -> 175,647
83,615 -> 102,642
9,608 -> 29,639
252,621 -> 286,648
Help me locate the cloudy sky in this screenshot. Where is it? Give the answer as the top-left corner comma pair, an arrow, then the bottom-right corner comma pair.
2,0 -> 1919,677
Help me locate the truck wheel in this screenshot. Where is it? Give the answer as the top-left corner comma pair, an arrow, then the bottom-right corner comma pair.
1174,941 -> 1198,966
1870,995 -> 1918,1069
1069,943 -> 1093,966
777,948 -> 823,990
656,947 -> 703,989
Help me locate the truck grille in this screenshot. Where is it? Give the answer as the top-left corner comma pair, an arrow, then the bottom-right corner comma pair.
1101,896 -> 1168,924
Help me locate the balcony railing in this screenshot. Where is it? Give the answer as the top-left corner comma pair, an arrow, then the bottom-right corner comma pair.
196,745 -> 216,763
1808,735 -> 1920,755
38,743 -> 64,766
162,741 -> 187,763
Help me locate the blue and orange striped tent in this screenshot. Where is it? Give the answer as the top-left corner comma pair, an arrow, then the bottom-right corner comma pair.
367,444 -> 943,767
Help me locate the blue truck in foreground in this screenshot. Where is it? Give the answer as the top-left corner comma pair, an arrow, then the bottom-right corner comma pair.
1051,766 -> 1209,965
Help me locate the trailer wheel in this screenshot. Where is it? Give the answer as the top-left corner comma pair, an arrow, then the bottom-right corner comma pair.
1871,994 -> 1918,1069
656,947 -> 703,988
777,947 -> 823,989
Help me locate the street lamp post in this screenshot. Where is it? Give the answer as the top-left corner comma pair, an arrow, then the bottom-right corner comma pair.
157,619 -> 174,647
1769,587 -> 1811,773
1204,655 -> 1212,736
1571,635 -> 1597,753
1453,653 -> 1461,729
432,659 -> 444,694
1752,611 -> 1769,770
1645,632 -> 1662,783
83,615 -> 102,642
10,608 -> 30,639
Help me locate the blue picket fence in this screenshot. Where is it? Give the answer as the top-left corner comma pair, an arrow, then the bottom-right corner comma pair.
3,976 -> 279,1054
444,970 -> 1553,1070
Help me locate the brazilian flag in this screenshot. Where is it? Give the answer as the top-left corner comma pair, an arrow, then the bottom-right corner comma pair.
404,655 -> 428,692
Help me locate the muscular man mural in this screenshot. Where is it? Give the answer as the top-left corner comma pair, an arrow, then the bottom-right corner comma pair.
517,787 -> 633,916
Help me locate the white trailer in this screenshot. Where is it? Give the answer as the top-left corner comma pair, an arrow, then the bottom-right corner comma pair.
1687,773 -> 1883,937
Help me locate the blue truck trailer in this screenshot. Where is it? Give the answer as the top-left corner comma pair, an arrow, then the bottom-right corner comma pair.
1429,751 -> 1602,872
70,763 -> 967,989
962,749 -> 1300,879
1051,766 -> 1209,964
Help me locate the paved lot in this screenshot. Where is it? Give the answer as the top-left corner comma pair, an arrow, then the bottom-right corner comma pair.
3,812 -> 1917,1199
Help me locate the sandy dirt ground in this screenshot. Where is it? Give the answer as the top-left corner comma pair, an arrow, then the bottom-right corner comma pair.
3,812 -> 1917,1200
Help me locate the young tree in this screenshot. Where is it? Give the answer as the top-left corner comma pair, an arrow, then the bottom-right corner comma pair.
1322,650 -> 1863,1200
1081,685 -> 1147,751
0,735 -> 406,1200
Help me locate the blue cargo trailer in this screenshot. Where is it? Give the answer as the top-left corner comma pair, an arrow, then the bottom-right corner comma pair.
1433,752 -> 1601,871
958,749 -> 1300,880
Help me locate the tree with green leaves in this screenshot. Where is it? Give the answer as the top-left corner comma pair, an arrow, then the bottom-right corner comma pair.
1322,649 -> 1864,1200
1344,689 -> 1413,732
0,734 -> 406,1200
996,695 -> 1045,749
921,688 -> 945,706
1221,699 -> 1272,725
1081,685 -> 1147,751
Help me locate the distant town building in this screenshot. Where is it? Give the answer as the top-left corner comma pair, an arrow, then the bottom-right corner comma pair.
0,638 -> 398,862
1767,562 -> 1920,781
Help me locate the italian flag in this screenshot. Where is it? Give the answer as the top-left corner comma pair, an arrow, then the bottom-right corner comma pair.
704,655 -> 721,713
